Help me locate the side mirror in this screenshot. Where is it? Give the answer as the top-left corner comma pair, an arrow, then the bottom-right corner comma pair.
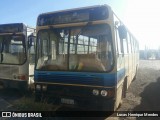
118,25 -> 127,39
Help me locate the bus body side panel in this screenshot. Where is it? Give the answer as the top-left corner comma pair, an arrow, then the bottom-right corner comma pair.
0,62 -> 28,89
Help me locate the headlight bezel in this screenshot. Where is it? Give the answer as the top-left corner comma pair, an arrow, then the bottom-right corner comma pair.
92,89 -> 99,96
100,90 -> 108,97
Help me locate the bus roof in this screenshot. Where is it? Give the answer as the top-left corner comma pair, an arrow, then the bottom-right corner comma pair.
38,4 -> 111,17
0,23 -> 27,33
37,4 -> 112,26
0,23 -> 26,27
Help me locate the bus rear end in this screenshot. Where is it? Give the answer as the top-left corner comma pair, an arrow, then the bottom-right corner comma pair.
0,23 -> 34,90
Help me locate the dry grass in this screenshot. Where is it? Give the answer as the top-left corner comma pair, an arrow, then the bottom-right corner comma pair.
12,94 -> 60,111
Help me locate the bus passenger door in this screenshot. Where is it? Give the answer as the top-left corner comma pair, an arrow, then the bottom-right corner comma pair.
115,26 -> 126,79
117,25 -> 129,89
117,26 -> 129,75
127,33 -> 133,83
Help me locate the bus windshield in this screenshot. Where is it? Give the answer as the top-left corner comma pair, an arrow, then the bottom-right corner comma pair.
0,35 -> 26,64
36,24 -> 113,72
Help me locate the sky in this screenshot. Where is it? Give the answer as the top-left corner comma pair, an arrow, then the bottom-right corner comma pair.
0,0 -> 160,50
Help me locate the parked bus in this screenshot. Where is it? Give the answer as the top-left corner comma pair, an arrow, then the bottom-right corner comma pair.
0,23 -> 36,90
34,5 -> 139,111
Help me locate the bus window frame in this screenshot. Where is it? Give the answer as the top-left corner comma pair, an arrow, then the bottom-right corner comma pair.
35,24 -> 115,73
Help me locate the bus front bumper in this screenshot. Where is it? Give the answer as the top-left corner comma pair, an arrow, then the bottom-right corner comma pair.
34,83 -> 116,111
0,79 -> 28,90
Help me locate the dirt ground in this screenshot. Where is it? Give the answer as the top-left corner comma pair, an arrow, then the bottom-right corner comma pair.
107,60 -> 160,120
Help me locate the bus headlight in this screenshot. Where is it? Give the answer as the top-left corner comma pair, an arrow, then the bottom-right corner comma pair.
92,89 -> 99,96
101,90 -> 108,96
42,85 -> 47,91
36,85 -> 41,91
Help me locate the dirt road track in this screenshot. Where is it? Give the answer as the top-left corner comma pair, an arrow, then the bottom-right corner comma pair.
107,60 -> 160,120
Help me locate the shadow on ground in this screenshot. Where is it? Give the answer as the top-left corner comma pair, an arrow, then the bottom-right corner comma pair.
133,77 -> 160,120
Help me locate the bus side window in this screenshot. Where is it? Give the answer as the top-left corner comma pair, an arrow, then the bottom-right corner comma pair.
132,37 -> 136,53
117,25 -> 128,55
116,28 -> 122,54
127,33 -> 132,53
123,38 -> 128,54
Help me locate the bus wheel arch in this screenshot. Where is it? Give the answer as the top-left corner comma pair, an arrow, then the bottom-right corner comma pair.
114,79 -> 124,110
114,76 -> 128,110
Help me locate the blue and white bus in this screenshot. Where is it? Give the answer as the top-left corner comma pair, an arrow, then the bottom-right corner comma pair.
34,5 -> 139,111
0,23 -> 36,90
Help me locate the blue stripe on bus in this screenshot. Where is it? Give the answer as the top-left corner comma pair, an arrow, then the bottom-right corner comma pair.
34,68 -> 125,87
